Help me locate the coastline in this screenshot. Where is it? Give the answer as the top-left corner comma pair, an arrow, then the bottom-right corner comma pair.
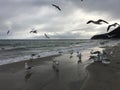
82,44 -> 120,90
0,43 -> 118,90
0,50 -> 91,90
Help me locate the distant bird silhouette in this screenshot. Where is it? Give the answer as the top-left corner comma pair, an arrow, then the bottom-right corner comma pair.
107,34 -> 116,38
107,23 -> 120,32
7,30 -> 10,35
44,33 -> 50,39
30,28 -> 37,34
87,19 -> 109,25
51,4 -> 61,11
25,62 -> 33,70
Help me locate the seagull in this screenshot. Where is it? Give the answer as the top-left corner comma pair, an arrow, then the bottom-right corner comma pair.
87,19 -> 109,25
90,50 -> 101,54
107,34 -> 116,38
51,4 -> 61,11
107,23 -> 120,32
7,30 -> 10,35
25,62 -> 32,70
78,53 -> 82,63
52,60 -> 59,72
30,28 -> 37,34
44,33 -> 50,39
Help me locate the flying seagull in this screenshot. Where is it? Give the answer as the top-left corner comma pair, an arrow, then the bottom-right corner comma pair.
30,28 -> 37,34
87,19 -> 109,25
51,4 -> 61,11
7,30 -> 10,35
44,33 -> 50,39
107,23 -> 120,32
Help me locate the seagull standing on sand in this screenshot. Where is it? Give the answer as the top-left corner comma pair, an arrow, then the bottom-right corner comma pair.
7,30 -> 10,35
51,4 -> 61,11
25,62 -> 32,70
52,60 -> 59,72
87,19 -> 109,25
78,53 -> 82,63
107,23 -> 120,32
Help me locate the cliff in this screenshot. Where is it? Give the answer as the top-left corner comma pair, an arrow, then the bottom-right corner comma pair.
91,26 -> 120,39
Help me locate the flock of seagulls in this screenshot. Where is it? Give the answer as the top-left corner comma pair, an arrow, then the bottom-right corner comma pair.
87,19 -> 120,33
5,0 -> 119,39
89,49 -> 111,64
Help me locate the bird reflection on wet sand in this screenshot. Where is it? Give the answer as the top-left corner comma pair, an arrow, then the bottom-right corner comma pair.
24,71 -> 32,82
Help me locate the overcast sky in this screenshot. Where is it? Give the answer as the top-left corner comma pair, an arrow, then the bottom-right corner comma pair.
0,0 -> 120,39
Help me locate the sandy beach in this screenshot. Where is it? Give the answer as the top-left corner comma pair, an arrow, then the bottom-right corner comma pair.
0,44 -> 120,90
0,50 -> 91,90
82,44 -> 120,90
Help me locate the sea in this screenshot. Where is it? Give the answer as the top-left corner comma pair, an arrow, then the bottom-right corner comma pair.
0,39 -> 119,65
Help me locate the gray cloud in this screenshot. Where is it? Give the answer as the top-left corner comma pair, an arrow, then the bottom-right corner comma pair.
0,0 -> 120,39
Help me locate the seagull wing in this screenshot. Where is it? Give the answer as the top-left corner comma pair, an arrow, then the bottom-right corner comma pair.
98,19 -> 109,24
87,20 -> 94,24
114,23 -> 120,26
107,25 -> 112,32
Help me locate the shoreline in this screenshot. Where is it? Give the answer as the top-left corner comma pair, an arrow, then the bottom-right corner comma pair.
0,44 -> 113,90
0,50 -> 91,90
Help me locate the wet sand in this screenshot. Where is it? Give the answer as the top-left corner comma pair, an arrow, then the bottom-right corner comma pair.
0,51 -> 91,90
82,44 -> 120,90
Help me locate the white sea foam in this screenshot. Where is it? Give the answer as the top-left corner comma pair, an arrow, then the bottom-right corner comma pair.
0,39 -> 119,65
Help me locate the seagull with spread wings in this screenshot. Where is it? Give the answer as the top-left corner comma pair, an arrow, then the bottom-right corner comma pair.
51,4 -> 61,11
107,23 -> 120,32
87,19 -> 109,25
